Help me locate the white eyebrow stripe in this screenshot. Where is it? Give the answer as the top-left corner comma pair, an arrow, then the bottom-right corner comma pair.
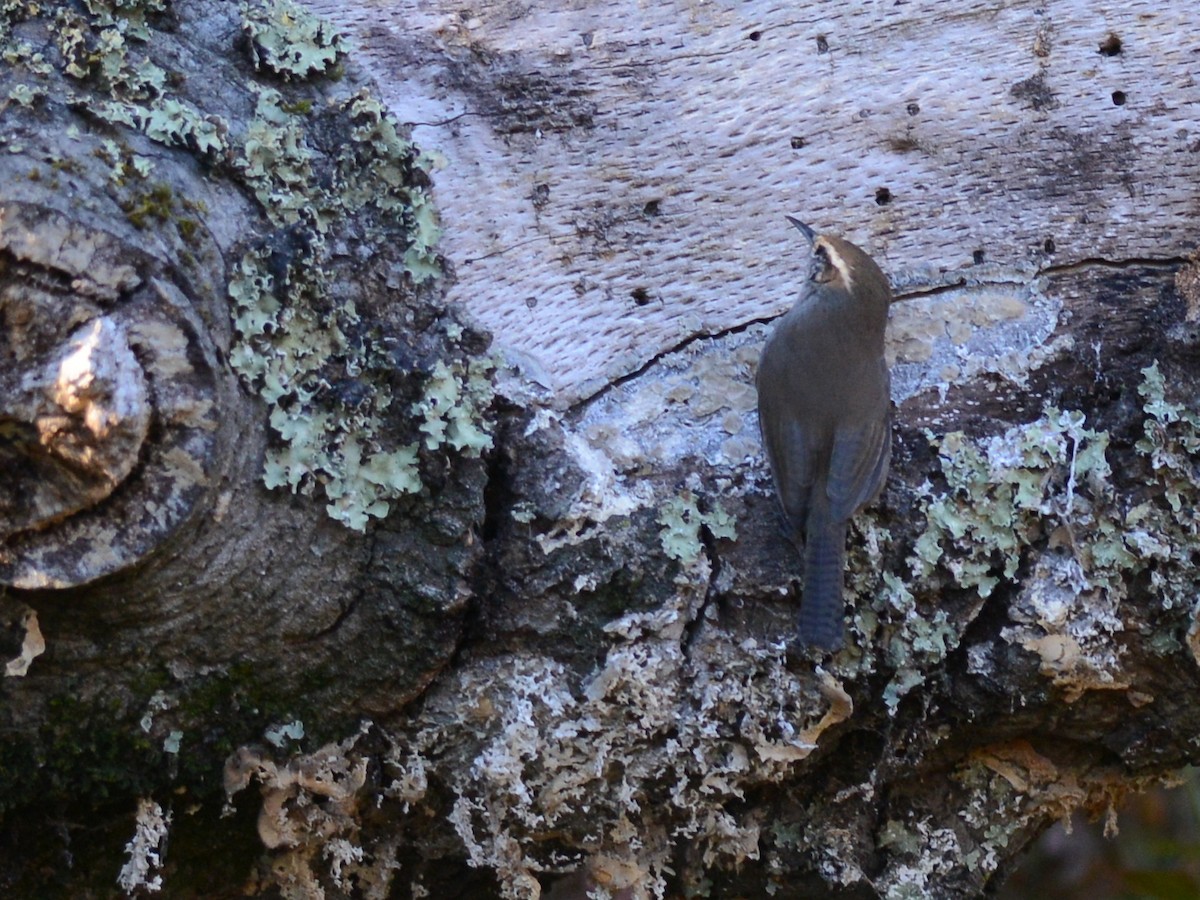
816,238 -> 854,293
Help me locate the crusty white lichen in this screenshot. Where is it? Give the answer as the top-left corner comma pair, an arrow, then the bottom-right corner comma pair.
117,797 -> 171,894
402,618 -> 847,900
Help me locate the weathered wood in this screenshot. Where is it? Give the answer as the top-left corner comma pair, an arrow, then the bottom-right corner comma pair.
308,0 -> 1200,403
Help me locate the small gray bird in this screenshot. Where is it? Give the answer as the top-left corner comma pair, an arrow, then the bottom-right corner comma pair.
756,218 -> 892,650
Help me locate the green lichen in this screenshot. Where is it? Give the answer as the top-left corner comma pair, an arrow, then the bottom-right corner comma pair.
224,79 -> 489,530
27,0 -> 483,533
7,81 -> 40,106
45,0 -> 226,169
264,719 -> 306,748
413,360 -> 495,454
877,407 -> 1115,702
240,85 -> 313,218
55,4 -> 169,96
658,491 -> 737,565
876,569 -> 956,713
909,408 -> 1113,596
339,92 -> 443,281
240,0 -> 342,80
229,235 -> 492,529
82,0 -> 165,41
1130,361 -> 1200,611
891,361 -> 1200,683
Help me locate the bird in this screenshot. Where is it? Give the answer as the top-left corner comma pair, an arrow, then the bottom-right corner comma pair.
756,217 -> 892,650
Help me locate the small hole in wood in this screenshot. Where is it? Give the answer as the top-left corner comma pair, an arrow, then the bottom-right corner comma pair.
973,249 -> 986,265
747,30 -> 762,41
790,136 -> 807,150
816,35 -> 829,53
1111,90 -> 1127,106
874,187 -> 893,206
1043,238 -> 1056,254
642,199 -> 661,217
525,296 -> 538,309
1099,33 -> 1122,56
906,102 -> 920,116
630,287 -> 651,306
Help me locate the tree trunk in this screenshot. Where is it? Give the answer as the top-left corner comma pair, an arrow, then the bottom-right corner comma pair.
2,0 -> 1199,897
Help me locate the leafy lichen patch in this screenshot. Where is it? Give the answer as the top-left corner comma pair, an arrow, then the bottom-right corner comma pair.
224,78 -> 490,529
888,361 -> 1200,703
4,0 -> 492,532
240,0 -> 341,81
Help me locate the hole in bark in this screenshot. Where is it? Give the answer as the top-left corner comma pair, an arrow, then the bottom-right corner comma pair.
816,35 -> 829,53
875,187 -> 893,206
524,296 -> 537,309
642,199 -> 661,217
1043,238 -> 1056,254
630,287 -> 651,306
1099,33 -> 1122,56
973,249 -> 986,265
747,30 -> 762,41
906,102 -> 920,116
1112,90 -> 1127,106
790,136 -> 807,149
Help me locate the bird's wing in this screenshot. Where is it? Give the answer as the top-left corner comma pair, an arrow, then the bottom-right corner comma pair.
758,392 -> 818,534
827,406 -> 891,521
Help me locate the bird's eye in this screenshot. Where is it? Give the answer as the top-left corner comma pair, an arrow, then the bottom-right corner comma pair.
810,245 -> 834,283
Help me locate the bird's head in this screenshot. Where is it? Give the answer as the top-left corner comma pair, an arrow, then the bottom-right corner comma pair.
785,216 -> 890,305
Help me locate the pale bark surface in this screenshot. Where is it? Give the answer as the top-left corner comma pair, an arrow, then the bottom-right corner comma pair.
1,1 -> 1199,898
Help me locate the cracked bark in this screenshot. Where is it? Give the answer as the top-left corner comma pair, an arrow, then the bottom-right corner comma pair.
3,1 -> 1200,898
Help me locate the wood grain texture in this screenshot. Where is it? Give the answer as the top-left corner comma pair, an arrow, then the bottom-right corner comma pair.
304,0 -> 1200,403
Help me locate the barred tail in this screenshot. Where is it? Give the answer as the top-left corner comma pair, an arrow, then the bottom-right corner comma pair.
799,507 -> 847,650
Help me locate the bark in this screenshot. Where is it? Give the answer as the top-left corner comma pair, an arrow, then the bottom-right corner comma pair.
2,1 -> 1200,898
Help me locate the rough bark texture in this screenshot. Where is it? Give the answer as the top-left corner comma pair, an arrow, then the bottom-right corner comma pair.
1,1 -> 1199,898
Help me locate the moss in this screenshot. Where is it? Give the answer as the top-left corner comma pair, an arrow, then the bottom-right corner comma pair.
0,692 -> 161,815
175,216 -> 197,242
279,96 -> 313,115
115,180 -> 203,245
120,180 -> 174,228
0,651 -> 348,817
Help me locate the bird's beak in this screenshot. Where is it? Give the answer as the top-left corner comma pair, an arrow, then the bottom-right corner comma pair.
785,216 -> 816,245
